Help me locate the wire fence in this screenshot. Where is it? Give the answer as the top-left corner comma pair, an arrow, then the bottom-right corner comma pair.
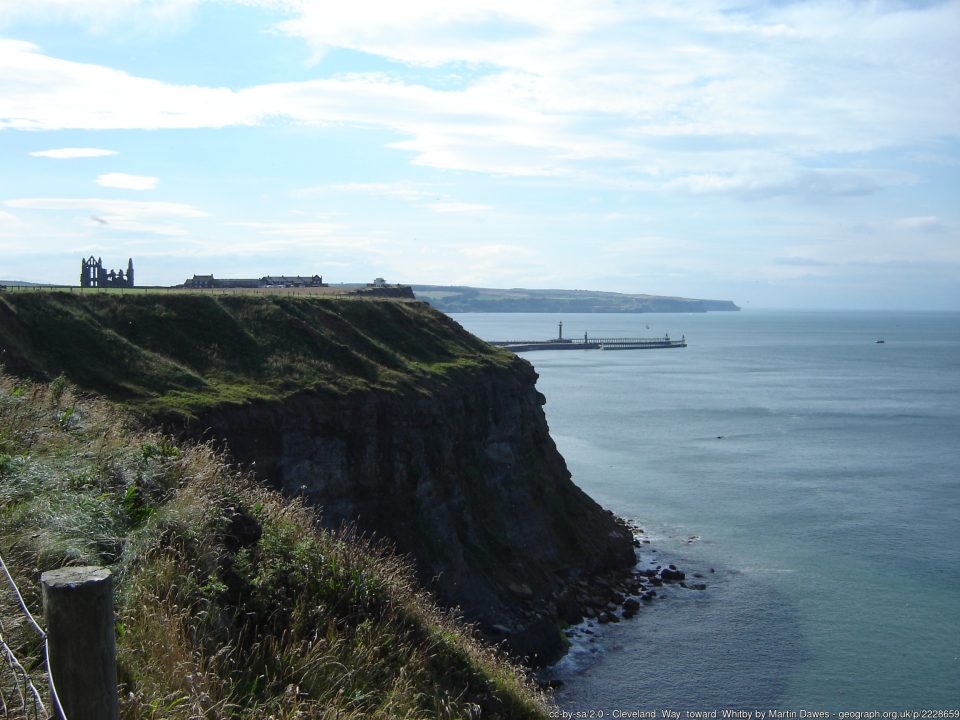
0,553 -> 64,720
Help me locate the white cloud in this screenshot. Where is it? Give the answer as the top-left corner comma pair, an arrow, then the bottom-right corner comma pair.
0,0 -> 199,32
96,173 -> 158,190
229,220 -> 340,237
271,0 -> 960,154
0,40 -> 258,131
226,220 -> 389,253
30,147 -> 118,159
773,256 -> 834,268
1,1 -> 958,188
896,216 -> 946,232
4,197 -> 206,235
663,168 -> 918,201
5,197 -> 204,216
319,182 -> 437,203
306,182 -> 492,214
664,174 -> 750,195
423,201 -> 490,214
274,0 -> 615,66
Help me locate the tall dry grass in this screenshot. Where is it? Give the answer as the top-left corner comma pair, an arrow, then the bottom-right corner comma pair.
0,373 -> 551,719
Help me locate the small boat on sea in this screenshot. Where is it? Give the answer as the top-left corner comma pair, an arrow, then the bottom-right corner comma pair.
875,338 -> 885,344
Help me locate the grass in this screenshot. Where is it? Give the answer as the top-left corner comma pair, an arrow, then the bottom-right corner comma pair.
0,374 -> 552,719
0,292 -> 516,423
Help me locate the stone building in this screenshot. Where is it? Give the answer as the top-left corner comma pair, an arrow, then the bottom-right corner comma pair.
181,274 -> 324,289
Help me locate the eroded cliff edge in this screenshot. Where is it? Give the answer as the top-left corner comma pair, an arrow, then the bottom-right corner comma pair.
0,291 -> 635,663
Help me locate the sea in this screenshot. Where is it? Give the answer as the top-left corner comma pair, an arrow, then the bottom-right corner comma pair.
449,310 -> 960,713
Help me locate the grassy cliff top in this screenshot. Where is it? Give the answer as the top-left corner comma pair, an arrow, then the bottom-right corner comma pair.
0,291 -> 514,421
0,374 -> 550,718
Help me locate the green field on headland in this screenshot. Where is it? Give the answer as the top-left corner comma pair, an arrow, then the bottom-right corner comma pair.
0,291 -> 512,423
412,285 -> 740,313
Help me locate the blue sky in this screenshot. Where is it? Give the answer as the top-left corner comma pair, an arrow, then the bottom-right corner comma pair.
1,0 -> 958,309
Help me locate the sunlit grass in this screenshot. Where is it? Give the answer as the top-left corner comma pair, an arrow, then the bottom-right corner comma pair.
0,293 -> 515,423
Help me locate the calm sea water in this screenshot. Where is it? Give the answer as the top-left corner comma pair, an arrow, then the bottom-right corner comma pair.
450,310 -> 960,712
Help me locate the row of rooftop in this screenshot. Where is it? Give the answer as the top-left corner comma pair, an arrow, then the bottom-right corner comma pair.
79,257 -> 388,290
182,274 -> 389,289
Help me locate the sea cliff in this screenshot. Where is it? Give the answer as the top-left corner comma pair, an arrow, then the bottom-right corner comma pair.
0,290 -> 636,663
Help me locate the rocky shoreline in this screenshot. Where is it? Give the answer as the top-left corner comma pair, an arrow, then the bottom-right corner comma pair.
533,519 -> 712,677
566,519 -> 708,623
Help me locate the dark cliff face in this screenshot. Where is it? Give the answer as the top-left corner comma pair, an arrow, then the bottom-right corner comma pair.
195,360 -> 636,664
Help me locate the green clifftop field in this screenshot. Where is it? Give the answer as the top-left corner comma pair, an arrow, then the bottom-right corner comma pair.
0,292 -> 510,422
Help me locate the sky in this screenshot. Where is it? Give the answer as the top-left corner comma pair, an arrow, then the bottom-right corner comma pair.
1,0 -> 958,310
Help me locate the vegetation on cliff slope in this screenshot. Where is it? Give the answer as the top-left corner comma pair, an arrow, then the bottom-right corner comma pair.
0,374 -> 551,719
0,292 -> 514,422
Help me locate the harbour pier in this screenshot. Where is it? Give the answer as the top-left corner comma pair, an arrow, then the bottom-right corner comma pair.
491,322 -> 686,352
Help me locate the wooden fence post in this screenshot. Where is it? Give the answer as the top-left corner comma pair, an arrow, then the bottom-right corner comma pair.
41,566 -> 118,720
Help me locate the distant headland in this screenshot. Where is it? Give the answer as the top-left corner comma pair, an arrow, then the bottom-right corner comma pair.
412,285 -> 740,313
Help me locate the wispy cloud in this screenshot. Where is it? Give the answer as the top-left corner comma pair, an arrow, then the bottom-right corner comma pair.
0,39 -> 258,131
30,147 -> 118,159
306,182 -> 492,214
96,173 -> 158,190
228,220 -> 340,237
773,256 -> 834,267
423,201 -> 490,214
4,197 -> 206,235
317,182 -> 436,203
896,216 -> 946,232
3,0 -> 957,185
5,197 -> 204,216
663,168 -> 918,201
0,0 -> 198,32
227,220 -> 389,253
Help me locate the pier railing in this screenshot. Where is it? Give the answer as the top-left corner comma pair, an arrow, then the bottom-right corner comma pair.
586,336 -> 679,346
